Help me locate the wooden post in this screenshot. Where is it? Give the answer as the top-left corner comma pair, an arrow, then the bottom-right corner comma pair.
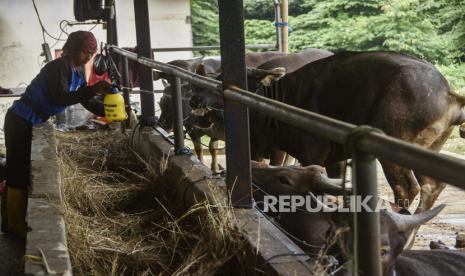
281,0 -> 289,53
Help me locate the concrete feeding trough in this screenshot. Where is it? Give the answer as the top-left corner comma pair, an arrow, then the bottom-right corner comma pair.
131,126 -> 315,275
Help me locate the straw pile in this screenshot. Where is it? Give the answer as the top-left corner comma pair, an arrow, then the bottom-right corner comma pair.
57,130 -> 252,275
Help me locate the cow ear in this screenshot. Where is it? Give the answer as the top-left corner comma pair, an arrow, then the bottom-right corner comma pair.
153,70 -> 169,81
260,67 -> 286,87
161,79 -> 169,88
195,63 -> 206,76
260,67 -> 286,86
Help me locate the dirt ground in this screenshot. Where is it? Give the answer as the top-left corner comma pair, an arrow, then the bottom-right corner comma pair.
202,150 -> 465,250
376,156 -> 465,250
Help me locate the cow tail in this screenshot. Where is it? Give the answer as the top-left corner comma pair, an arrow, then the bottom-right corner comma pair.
449,88 -> 465,105
449,90 -> 465,125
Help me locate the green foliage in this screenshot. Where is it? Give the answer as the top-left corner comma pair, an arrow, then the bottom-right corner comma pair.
434,0 -> 465,61
244,0 -> 313,20
190,0 -> 465,65
244,0 -> 274,20
244,19 -> 276,47
190,0 -> 219,55
437,64 -> 465,94
288,0 -> 458,64
289,0 -> 313,16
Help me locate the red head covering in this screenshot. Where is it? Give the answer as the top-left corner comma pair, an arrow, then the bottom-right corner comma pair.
62,31 -> 97,55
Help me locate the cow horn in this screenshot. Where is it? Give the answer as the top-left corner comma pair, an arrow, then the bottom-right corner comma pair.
384,204 -> 445,232
308,192 -> 332,210
153,71 -> 169,81
315,175 -> 352,195
161,79 -> 169,88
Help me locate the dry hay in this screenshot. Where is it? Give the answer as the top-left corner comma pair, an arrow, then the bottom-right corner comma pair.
57,130 -> 252,275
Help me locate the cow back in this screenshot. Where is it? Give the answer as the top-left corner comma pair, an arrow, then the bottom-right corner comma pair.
395,250 -> 465,276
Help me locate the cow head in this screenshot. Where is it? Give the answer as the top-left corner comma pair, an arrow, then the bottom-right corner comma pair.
379,204 -> 445,275
190,64 -> 223,108
156,79 -> 193,132
190,66 -> 287,114
251,164 -> 350,196
155,57 -> 222,132
331,205 -> 445,275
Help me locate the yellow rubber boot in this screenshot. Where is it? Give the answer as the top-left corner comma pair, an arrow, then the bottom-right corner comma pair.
6,187 -> 29,239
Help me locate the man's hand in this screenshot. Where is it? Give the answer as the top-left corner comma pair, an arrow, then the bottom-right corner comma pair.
92,80 -> 112,94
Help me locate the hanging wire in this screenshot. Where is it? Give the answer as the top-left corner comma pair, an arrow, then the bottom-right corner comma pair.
88,23 -> 99,32
59,19 -> 70,35
31,0 -> 66,42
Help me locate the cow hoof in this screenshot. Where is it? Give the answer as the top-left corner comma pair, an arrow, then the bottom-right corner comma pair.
430,240 -> 449,250
456,233 -> 465,248
460,124 -> 465,138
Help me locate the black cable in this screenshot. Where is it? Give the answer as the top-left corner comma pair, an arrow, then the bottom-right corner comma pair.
59,20 -> 70,36
88,24 -> 98,32
130,120 -> 143,148
49,24 -> 67,49
32,0 -> 66,42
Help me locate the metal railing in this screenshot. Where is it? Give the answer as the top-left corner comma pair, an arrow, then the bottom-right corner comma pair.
111,45 -> 465,188
149,44 -> 276,53
111,45 -> 465,275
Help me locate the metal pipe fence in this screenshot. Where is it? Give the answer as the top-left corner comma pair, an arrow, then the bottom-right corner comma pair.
148,44 -> 276,52
110,45 -> 465,276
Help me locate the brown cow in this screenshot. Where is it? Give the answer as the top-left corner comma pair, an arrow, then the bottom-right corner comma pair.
191,48 -> 334,166
193,51 -> 465,214
250,163 -> 463,275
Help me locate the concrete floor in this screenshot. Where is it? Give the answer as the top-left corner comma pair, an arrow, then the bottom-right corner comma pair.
0,234 -> 25,275
0,95 -> 24,274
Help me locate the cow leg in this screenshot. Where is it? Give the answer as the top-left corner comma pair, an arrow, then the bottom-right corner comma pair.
270,150 -> 286,166
380,161 -> 420,209
414,175 -> 447,213
209,139 -> 220,173
403,126 -> 453,249
326,161 -> 346,178
190,134 -> 203,163
415,126 -> 453,213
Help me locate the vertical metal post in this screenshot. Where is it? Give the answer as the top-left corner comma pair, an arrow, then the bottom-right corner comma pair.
172,77 -> 185,153
281,0 -> 289,53
353,150 -> 382,276
134,0 -> 156,126
273,0 -> 283,52
218,0 -> 252,207
105,0 -> 118,46
121,56 -> 131,128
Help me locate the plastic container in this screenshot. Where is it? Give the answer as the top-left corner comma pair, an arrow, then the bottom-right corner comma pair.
104,92 -> 126,122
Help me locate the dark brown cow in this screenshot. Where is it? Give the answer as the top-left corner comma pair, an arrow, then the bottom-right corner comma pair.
157,52 -> 286,172
191,48 -> 334,165
332,205 -> 465,276
193,51 -> 465,213
250,163 -> 463,275
244,51 -> 287,67
254,51 -> 465,213
246,48 -> 334,92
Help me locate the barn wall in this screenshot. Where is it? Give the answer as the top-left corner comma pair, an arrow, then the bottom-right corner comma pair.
0,0 -> 193,88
